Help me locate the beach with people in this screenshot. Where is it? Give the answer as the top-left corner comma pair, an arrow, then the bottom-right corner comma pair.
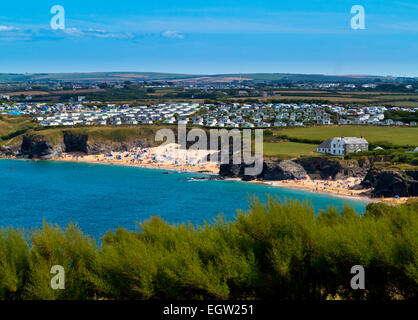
250,176 -> 413,204
253,176 -> 372,201
53,143 -> 220,175
47,143 -> 414,204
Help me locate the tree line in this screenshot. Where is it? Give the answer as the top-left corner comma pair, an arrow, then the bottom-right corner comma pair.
0,199 -> 416,300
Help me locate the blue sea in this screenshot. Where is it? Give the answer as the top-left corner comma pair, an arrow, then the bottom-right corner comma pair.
0,159 -> 368,239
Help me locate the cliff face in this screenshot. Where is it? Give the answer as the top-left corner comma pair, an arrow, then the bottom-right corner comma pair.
219,159 -> 307,181
295,157 -> 371,179
0,139 -> 22,157
63,131 -> 88,153
20,135 -> 64,159
63,131 -> 150,154
361,168 -> 418,197
219,156 -> 371,181
17,131 -> 152,159
263,160 -> 307,180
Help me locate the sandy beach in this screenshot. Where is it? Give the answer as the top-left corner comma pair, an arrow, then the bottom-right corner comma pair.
53,143 -> 220,175
251,177 -> 373,202
47,144 -> 415,204
248,176 -> 414,204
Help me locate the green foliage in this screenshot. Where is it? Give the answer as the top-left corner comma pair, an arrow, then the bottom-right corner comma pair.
0,200 -> 417,300
275,134 -> 323,145
385,110 -> 418,124
346,149 -> 418,165
278,126 -> 418,147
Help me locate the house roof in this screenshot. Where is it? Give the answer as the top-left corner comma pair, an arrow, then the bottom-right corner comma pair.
339,137 -> 368,144
317,138 -> 332,149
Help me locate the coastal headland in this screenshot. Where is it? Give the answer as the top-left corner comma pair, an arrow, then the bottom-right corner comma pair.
1,126 -> 416,204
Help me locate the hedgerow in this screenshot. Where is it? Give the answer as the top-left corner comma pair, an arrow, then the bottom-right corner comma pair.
0,199 -> 416,300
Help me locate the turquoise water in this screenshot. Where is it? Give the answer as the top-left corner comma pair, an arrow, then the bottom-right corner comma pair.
0,159 -> 368,239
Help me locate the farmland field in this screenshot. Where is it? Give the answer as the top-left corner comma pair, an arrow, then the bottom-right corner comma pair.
278,126 -> 418,146
233,90 -> 418,107
264,141 -> 318,158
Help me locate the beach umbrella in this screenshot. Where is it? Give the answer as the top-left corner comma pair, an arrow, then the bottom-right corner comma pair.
395,195 -> 400,199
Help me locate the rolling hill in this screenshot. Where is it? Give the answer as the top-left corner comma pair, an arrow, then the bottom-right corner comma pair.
0,72 -> 416,83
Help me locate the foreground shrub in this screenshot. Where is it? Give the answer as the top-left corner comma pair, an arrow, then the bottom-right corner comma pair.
0,199 -> 416,300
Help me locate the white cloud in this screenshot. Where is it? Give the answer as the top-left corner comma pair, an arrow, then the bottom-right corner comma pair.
0,25 -> 16,32
58,27 -> 133,39
86,29 -> 134,39
162,30 -> 185,39
63,27 -> 84,37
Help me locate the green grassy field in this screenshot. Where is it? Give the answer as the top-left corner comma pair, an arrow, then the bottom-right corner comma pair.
31,125 -> 176,145
278,126 -> 418,147
264,141 -> 317,158
0,115 -> 34,144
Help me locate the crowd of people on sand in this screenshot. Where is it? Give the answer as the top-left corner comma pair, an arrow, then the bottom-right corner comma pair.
56,147 -> 413,202
57,143 -> 220,174
267,176 -> 371,198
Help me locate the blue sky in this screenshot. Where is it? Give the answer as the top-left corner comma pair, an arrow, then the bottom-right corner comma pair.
0,0 -> 417,76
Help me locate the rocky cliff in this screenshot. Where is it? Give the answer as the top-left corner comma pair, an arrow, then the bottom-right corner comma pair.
62,131 -> 150,154
263,160 -> 308,180
0,139 -> 22,157
219,159 -> 307,181
361,168 -> 418,197
63,131 -> 89,153
20,134 -> 64,159
15,131 -> 152,159
295,157 -> 371,179
220,156 -> 369,181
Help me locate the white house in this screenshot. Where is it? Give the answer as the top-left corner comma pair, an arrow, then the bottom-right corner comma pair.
328,137 -> 369,155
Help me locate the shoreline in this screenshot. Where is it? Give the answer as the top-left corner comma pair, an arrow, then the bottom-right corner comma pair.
2,155 -> 414,205
248,179 -> 374,203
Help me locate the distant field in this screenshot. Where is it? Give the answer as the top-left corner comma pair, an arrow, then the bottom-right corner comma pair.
262,95 -> 375,103
2,91 -> 50,96
0,89 -> 105,96
278,126 -> 418,146
236,90 -> 418,107
264,141 -> 317,158
54,89 -> 106,94
386,101 -> 418,107
273,91 -> 327,94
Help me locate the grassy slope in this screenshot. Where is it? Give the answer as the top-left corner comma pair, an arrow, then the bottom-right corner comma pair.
264,141 -> 317,158
278,126 -> 418,147
0,116 -> 34,144
32,125 -> 174,146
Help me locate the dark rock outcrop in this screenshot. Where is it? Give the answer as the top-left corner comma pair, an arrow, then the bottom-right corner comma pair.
295,157 -> 371,179
18,131 -> 152,159
219,159 -> 306,181
361,168 -> 418,197
63,131 -> 88,153
219,162 -> 267,181
263,160 -> 307,180
20,135 -> 64,159
86,140 -> 149,154
0,142 -> 21,157
62,131 -> 150,154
